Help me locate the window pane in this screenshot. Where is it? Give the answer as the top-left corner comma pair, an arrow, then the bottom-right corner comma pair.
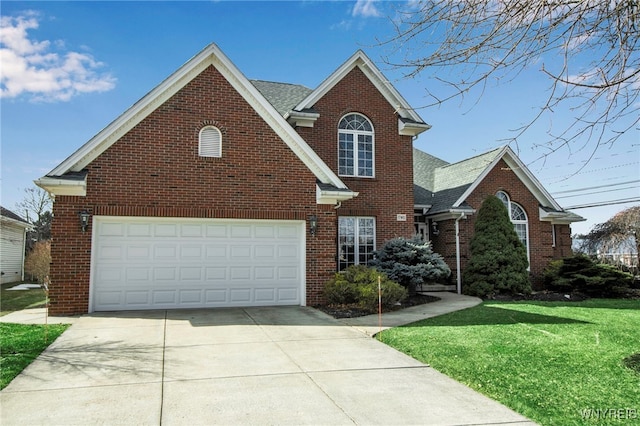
358,218 -> 375,265
357,135 -> 373,176
338,133 -> 354,175
511,203 -> 527,221
338,218 -> 356,270
514,223 -> 527,248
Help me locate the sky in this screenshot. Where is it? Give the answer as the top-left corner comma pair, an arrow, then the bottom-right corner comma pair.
1,1 -> 639,237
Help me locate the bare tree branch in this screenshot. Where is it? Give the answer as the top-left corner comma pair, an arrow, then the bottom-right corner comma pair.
380,0 -> 640,162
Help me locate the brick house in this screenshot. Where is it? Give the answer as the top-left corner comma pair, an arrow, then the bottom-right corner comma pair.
413,147 -> 584,292
37,44 -> 582,315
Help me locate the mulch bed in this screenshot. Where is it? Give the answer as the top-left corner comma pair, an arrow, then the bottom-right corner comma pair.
490,291 -> 591,302
489,288 -> 640,302
315,293 -> 441,319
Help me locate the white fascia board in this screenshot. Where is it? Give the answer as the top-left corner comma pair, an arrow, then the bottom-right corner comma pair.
44,43 -> 348,190
399,118 -> 432,136
539,207 -> 586,224
286,110 -> 320,128
452,146 -> 563,211
48,46 -> 216,176
316,185 -> 358,205
427,208 -> 475,221
0,216 -> 32,230
295,50 -> 427,126
35,176 -> 87,197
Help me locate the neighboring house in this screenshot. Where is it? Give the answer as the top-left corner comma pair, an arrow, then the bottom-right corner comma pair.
36,44 -> 583,315
413,147 -> 585,290
0,207 -> 31,284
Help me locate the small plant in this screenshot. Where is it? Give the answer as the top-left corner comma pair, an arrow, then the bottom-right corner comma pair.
369,237 -> 451,295
543,254 -> 633,297
323,265 -> 407,313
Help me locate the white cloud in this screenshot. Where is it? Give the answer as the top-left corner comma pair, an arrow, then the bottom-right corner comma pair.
352,0 -> 382,18
0,13 -> 116,102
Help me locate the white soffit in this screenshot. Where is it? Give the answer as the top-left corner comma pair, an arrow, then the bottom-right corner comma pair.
45,43 -> 348,191
294,50 -> 427,126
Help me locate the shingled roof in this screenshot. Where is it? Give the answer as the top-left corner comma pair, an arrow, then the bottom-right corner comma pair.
250,80 -> 313,116
413,147 -> 504,214
1,206 -> 30,226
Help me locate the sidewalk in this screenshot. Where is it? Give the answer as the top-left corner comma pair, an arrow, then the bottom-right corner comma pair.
0,308 -> 78,325
338,291 -> 482,336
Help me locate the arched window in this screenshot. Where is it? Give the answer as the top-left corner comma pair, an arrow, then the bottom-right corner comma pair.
338,113 -> 374,177
496,191 -> 530,262
199,126 -> 222,157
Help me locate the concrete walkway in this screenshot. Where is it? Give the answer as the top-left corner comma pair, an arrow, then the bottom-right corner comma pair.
0,294 -> 536,425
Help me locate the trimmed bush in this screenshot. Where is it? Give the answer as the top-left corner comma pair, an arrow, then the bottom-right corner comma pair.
463,195 -> 531,298
543,255 -> 633,297
369,237 -> 451,295
323,265 -> 408,312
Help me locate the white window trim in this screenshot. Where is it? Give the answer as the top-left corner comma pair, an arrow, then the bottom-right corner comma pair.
199,126 -> 222,157
337,113 -> 375,178
338,216 -> 376,270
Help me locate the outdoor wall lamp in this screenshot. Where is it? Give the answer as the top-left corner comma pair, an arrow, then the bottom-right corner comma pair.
78,210 -> 90,232
431,220 -> 440,236
309,215 -> 318,236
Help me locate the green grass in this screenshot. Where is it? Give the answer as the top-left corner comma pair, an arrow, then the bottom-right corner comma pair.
0,282 -> 47,316
380,299 -> 640,425
0,322 -> 70,390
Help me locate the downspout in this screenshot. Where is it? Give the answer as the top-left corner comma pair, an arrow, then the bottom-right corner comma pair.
455,212 -> 466,295
20,226 -> 28,282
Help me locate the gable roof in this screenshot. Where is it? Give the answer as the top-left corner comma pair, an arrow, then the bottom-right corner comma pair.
292,50 -> 431,136
36,43 -> 355,203
1,206 -> 31,228
413,146 -> 585,222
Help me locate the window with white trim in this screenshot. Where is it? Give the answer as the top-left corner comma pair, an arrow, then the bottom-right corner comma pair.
199,126 -> 222,157
338,217 -> 375,270
496,191 -> 530,262
338,113 -> 374,177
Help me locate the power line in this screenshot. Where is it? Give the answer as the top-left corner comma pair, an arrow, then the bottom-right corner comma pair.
564,198 -> 640,210
551,180 -> 640,195
555,186 -> 639,199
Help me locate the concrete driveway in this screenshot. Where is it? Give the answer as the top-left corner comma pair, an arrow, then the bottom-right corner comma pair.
1,306 -> 535,425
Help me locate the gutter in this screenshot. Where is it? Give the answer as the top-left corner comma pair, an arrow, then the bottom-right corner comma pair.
454,212 -> 466,295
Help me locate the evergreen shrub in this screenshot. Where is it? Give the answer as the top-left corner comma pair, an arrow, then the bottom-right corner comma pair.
369,236 -> 451,295
543,254 -> 632,297
463,195 -> 531,297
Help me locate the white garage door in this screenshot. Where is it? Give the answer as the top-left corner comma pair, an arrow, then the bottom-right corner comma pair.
91,217 -> 305,311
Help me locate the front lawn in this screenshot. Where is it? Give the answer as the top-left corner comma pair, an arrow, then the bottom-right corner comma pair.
381,299 -> 640,425
0,282 -> 47,316
0,322 -> 70,390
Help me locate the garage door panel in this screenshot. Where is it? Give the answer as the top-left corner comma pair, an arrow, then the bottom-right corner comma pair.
128,223 -> 152,237
92,218 -> 304,311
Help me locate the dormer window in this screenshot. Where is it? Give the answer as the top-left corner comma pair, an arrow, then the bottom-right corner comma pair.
199,126 -> 222,157
338,113 -> 374,177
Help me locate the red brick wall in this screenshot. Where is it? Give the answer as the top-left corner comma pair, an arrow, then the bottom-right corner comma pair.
430,159 -> 574,289
297,67 -> 415,244
49,65 -> 333,315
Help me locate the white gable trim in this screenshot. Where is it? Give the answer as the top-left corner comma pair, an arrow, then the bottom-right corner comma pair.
452,146 -> 564,211
35,176 -> 87,197
294,50 -> 429,129
45,43 -> 348,192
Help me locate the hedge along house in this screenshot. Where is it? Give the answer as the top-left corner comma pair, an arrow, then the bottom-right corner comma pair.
36,44 -> 429,315
413,146 -> 585,292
